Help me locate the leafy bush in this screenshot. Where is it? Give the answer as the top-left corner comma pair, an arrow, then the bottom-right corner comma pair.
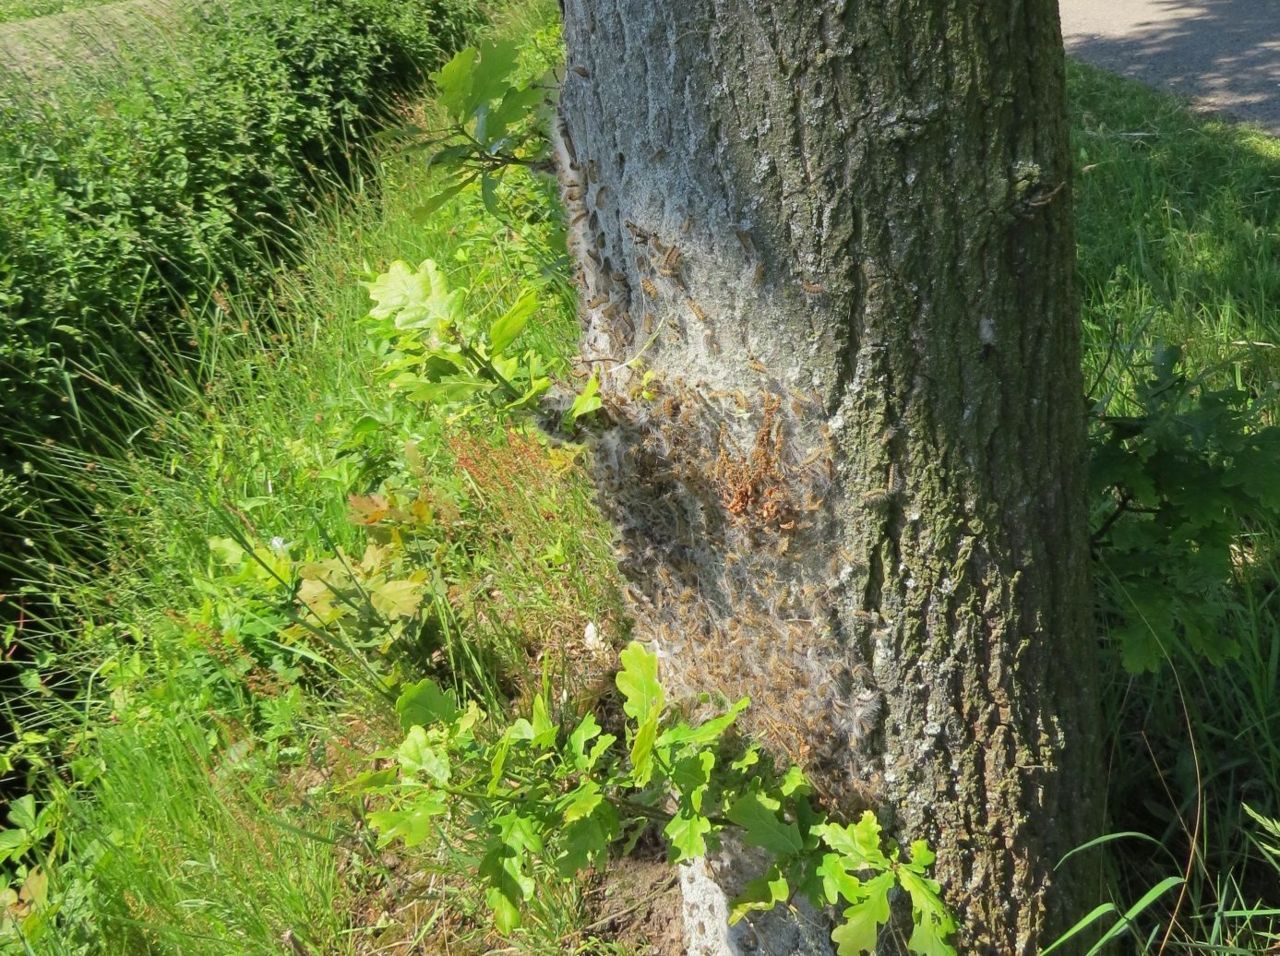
1090,345 -> 1280,671
0,0 -> 481,507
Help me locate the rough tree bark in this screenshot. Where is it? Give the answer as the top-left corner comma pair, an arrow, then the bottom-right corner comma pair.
556,2 -> 1103,952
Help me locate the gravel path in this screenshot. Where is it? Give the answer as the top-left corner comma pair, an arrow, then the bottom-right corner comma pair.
1060,0 -> 1280,134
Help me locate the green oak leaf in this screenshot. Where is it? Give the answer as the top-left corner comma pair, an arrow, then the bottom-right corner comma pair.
488,734 -> 513,793
616,641 -> 664,724
726,791 -> 802,856
665,807 -> 713,862
468,40 -> 520,109
488,288 -> 538,355
431,47 -> 479,122
568,712 -> 602,769
728,864 -> 789,924
337,765 -> 397,794
561,779 -> 603,823
898,864 -> 958,956
656,697 -> 749,749
816,852 -> 864,906
396,677 -> 459,731
479,815 -> 540,933
903,840 -> 936,872
556,801 -> 618,876
569,373 -> 603,420
396,726 -> 450,783
487,886 -> 522,934
671,750 -> 715,812
588,733 -> 617,770
485,86 -> 545,145
362,259 -> 464,331
830,870 -> 895,955
778,765 -> 810,797
629,712 -> 658,787
530,693 -> 557,749
369,796 -> 446,848
814,811 -> 890,869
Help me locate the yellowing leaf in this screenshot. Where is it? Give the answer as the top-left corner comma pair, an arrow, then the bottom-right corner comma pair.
18,867 -> 47,908
362,259 -> 463,331
359,542 -> 391,575
371,578 -> 426,618
296,578 -> 340,622
347,493 -> 389,525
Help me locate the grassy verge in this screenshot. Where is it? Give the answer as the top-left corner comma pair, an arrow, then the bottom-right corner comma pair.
2,2 -> 628,950
1073,59 -> 1280,397
0,0 -> 112,23
0,0 -> 480,534
3,16 -> 1280,954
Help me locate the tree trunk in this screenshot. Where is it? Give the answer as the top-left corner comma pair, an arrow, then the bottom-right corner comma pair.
557,2 -> 1103,951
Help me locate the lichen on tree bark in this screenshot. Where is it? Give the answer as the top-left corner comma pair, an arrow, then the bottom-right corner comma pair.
557,1 -> 1103,951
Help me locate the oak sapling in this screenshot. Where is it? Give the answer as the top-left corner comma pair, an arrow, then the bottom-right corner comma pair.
357,641 -> 957,956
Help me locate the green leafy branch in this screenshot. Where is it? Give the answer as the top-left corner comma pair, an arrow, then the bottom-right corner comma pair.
362,256 -> 603,432
404,39 -> 556,219
362,258 -> 551,420
349,642 -> 957,955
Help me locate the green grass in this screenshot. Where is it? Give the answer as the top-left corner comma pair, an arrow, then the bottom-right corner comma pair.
1069,60 -> 1280,952
0,0 -> 113,23
43,715 -> 354,954
1072,59 -> 1280,405
0,0 -> 479,540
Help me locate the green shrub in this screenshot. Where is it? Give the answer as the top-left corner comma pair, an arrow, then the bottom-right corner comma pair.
0,0 -> 481,519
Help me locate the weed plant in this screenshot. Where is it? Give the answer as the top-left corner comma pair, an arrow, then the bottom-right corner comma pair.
1,6 -> 621,947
